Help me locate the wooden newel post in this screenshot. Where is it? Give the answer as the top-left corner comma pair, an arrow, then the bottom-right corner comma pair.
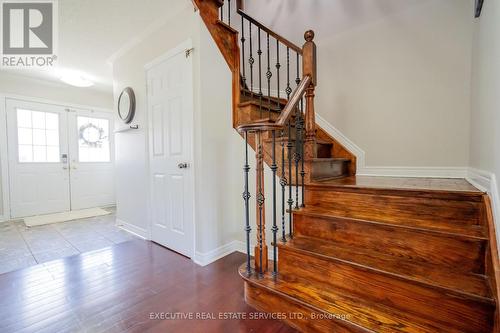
254,131 -> 268,274
302,30 -> 317,163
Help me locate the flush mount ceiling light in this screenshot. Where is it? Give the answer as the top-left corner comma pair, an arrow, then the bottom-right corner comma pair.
60,73 -> 94,87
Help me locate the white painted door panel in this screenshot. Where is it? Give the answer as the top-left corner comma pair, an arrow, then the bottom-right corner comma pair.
148,44 -> 194,258
6,99 -> 70,218
67,109 -> 115,210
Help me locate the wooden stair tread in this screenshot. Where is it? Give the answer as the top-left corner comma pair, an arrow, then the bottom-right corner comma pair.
238,100 -> 282,112
310,176 -> 483,198
240,265 -> 469,333
294,206 -> 487,240
279,236 -> 493,302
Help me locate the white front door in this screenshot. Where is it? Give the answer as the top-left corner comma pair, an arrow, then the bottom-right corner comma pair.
7,99 -> 71,218
6,99 -> 116,219
67,109 -> 115,210
147,43 -> 194,258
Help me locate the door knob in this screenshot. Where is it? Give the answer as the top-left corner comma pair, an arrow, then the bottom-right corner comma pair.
62,166 -> 68,170
178,162 -> 189,169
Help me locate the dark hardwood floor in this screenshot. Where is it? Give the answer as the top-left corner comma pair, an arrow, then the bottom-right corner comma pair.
0,240 -> 296,333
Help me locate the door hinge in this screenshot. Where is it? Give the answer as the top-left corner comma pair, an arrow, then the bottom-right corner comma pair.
185,48 -> 194,58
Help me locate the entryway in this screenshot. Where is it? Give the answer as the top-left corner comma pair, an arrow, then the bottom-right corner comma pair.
146,41 -> 195,258
6,98 -> 115,219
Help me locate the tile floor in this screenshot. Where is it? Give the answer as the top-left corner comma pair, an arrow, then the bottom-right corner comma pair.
0,208 -> 138,275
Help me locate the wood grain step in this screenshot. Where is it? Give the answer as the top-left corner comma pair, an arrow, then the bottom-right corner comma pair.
305,186 -> 482,229
292,208 -> 487,273
293,206 -> 487,240
241,265 -> 476,333
277,236 -> 494,333
309,176 -> 483,201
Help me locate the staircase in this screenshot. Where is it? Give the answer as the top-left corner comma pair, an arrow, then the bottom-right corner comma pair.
191,1 -> 499,332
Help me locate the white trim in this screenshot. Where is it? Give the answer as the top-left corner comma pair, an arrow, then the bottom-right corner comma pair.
316,113 -> 468,179
467,168 -> 500,256
315,113 -> 365,171
116,218 -> 149,239
0,94 -> 10,222
193,240 -> 243,266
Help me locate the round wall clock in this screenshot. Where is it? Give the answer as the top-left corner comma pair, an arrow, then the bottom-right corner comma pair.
117,87 -> 136,124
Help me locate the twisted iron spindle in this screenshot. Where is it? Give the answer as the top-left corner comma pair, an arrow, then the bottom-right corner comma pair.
243,131 -> 251,275
266,33 -> 272,119
249,23 -> 254,94
240,16 -> 246,94
286,47 -> 292,99
300,98 -> 305,207
256,131 -> 265,276
287,120 -> 294,238
227,0 -> 231,26
271,130 -> 278,276
276,40 -> 281,111
280,129 -> 287,242
258,28 -> 263,118
294,52 -> 301,209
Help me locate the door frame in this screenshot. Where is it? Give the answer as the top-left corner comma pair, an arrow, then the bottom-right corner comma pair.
145,39 -> 196,257
0,93 -> 113,222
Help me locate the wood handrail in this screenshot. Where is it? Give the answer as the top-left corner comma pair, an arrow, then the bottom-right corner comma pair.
275,75 -> 311,126
236,74 -> 311,133
237,9 -> 303,55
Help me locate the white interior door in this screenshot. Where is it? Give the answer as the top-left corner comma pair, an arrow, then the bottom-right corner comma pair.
6,99 -> 70,218
147,43 -> 194,258
68,109 -> 115,210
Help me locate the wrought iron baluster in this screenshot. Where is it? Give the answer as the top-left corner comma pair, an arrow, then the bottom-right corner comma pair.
287,120 -> 294,238
286,47 -> 294,237
249,22 -> 254,94
266,33 -> 272,119
240,16 -> 246,95
220,3 -> 223,22
256,131 -> 266,276
243,131 -> 251,275
294,52 -> 301,209
300,97 -> 305,207
276,40 -> 281,111
258,28 -> 263,118
280,129 -> 287,242
286,47 -> 292,99
228,0 -> 231,26
271,130 -> 278,276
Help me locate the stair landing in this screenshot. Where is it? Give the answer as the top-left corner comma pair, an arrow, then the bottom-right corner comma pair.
311,176 -> 482,193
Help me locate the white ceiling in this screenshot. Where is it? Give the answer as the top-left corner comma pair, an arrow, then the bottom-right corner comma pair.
1,0 -> 189,93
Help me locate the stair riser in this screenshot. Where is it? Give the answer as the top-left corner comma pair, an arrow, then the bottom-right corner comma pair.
311,160 -> 349,180
294,214 -> 486,273
305,188 -> 481,227
278,248 -> 493,333
244,281 -> 369,333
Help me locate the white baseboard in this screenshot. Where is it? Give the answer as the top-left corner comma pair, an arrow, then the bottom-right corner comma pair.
116,218 -> 148,239
193,240 -> 243,266
467,168 -> 500,254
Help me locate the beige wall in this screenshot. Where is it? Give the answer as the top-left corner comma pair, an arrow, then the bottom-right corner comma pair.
470,0 -> 500,175
246,0 -> 474,168
112,4 -> 244,256
469,0 -> 500,239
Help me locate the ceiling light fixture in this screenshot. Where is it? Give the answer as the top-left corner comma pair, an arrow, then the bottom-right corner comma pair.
60,73 -> 94,87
